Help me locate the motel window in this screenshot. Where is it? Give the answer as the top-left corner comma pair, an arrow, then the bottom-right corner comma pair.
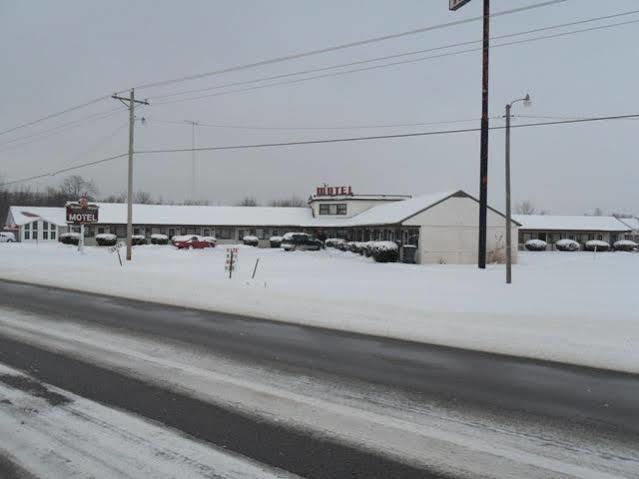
25,223 -> 31,231
98,227 -> 105,234
43,221 -> 49,229
319,203 -> 347,215
218,228 -> 232,239
24,231 -> 30,240
43,231 -> 49,240
32,222 -> 38,231
134,228 -> 140,235
203,229 -> 210,236
169,228 -> 176,238
181,228 -> 187,235
50,231 -> 56,240
597,234 -> 603,240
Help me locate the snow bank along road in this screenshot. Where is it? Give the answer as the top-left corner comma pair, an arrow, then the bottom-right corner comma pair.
0,280 -> 638,478
0,243 -> 637,373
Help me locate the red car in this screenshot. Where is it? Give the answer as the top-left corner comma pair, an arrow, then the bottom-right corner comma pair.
171,235 -> 213,249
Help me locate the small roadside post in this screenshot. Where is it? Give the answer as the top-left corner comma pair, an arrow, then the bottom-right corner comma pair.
252,258 -> 260,279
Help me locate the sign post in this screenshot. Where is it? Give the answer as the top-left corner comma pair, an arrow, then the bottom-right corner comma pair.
225,247 -> 239,279
66,196 -> 99,252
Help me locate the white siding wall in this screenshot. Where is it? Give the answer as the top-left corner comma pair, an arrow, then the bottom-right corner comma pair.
310,200 -> 399,218
404,197 -> 518,264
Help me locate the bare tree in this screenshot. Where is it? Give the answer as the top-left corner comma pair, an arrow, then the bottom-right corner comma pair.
183,198 -> 210,206
59,175 -> 98,199
133,191 -> 154,204
236,196 -> 259,207
515,200 -> 536,215
269,196 -> 305,207
593,207 -> 604,216
101,193 -> 127,203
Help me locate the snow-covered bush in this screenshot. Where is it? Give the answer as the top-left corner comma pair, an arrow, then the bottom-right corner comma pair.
243,235 -> 259,246
347,241 -> 363,254
613,240 -> 638,252
59,232 -> 80,245
584,240 -> 610,252
131,234 -> 146,246
555,239 -> 580,252
95,233 -> 117,246
524,239 -> 547,251
370,241 -> 399,263
269,236 -> 283,248
150,233 -> 169,245
324,238 -> 346,248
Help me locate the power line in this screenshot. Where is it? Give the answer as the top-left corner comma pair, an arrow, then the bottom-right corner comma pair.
0,95 -> 111,139
3,111 -> 637,188
0,107 -> 125,152
151,9 -> 639,102
135,113 -> 639,154
126,0 -> 568,93
154,18 -> 639,106
0,153 -> 127,188
146,116 -> 501,131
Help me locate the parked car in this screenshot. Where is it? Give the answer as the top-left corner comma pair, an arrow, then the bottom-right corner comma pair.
243,235 -> 259,247
269,236 -> 283,248
613,239 -> 638,252
202,236 -> 217,247
524,239 -> 547,251
584,239 -> 610,252
150,233 -> 169,245
281,232 -> 323,251
0,232 -> 16,243
59,232 -> 80,245
131,234 -> 147,246
95,233 -> 118,246
171,235 -> 212,249
555,239 -> 580,252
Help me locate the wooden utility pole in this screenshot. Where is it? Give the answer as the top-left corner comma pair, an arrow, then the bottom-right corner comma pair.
478,0 -> 490,269
111,89 -> 149,261
184,120 -> 199,200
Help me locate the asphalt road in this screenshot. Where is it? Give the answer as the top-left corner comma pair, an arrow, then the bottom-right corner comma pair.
1,279 -> 638,477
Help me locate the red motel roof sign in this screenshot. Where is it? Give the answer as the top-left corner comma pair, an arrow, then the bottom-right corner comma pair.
449,0 -> 472,11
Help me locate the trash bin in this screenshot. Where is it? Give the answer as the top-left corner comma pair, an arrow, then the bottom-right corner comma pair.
402,245 -> 417,264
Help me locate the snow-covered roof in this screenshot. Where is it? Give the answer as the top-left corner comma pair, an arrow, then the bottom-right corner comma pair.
7,206 -> 67,227
514,214 -> 631,232
617,217 -> 639,231
96,203 -> 314,226
342,191 -> 458,226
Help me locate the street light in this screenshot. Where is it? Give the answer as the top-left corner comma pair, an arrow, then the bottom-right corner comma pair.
505,93 -> 531,284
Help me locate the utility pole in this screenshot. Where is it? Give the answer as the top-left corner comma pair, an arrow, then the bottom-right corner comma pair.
448,0 -> 490,269
478,0 -> 490,269
504,94 -> 531,285
111,89 -> 149,261
184,120 -> 199,200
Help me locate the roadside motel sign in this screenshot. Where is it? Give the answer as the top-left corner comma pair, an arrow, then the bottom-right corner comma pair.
449,0 -> 472,11
66,198 -> 99,224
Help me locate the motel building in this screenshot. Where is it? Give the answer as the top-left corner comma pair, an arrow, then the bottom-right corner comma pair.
5,186 -> 518,265
514,215 -> 638,249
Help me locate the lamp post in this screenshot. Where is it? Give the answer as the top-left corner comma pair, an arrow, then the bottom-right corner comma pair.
505,93 -> 531,284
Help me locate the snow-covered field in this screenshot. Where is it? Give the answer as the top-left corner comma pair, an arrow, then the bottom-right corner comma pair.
0,242 -> 637,372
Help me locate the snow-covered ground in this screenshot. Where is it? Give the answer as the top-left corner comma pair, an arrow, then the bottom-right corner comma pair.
1,308 -> 636,479
0,242 -> 637,372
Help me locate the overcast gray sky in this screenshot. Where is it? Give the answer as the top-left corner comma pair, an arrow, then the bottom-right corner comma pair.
1,0 -> 638,214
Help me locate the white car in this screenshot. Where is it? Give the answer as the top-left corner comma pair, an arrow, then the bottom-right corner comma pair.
0,232 -> 16,243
